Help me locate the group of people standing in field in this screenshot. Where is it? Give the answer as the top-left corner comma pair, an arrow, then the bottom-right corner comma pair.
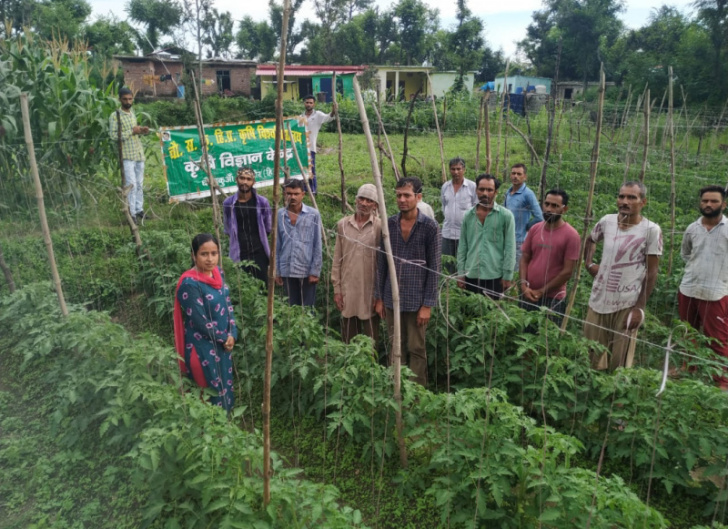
111,89 -> 727,411
174,158 -> 728,411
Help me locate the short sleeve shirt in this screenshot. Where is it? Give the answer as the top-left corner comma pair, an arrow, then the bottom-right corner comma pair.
298,110 -> 333,153
588,214 -> 663,314
679,216 -> 728,301
522,221 -> 581,300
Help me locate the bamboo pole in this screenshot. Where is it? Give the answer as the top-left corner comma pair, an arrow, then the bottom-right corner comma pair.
426,72 -> 447,183
400,88 -> 421,178
622,88 -> 645,182
475,93 -> 485,171
494,60 -> 510,173
508,121 -> 541,167
653,89 -> 667,147
639,88 -> 650,183
190,70 -> 223,248
0,241 -> 16,293
263,0 -> 291,506
332,71 -> 347,213
353,76 -> 407,468
20,93 -> 68,317
711,96 -> 728,151
560,65 -> 605,332
667,67 -> 677,276
372,102 -> 402,180
503,94 -> 511,173
539,41 -> 561,202
484,92 -> 492,173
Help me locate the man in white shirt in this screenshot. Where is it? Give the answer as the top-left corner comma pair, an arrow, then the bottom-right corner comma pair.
583,181 -> 662,371
299,94 -> 337,194
440,157 -> 477,273
678,185 -> 728,390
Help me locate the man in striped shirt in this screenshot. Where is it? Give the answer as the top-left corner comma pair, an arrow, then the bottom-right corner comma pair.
109,87 -> 149,223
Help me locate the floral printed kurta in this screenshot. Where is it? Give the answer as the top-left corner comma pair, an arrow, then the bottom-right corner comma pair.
177,271 -> 238,410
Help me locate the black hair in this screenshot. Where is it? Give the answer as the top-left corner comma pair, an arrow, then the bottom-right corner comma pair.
119,87 -> 133,98
396,177 -> 423,194
699,185 -> 726,199
545,188 -> 569,206
449,157 -> 466,168
283,178 -> 306,191
191,233 -> 219,256
475,173 -> 500,191
622,180 -> 647,199
302,94 -> 315,101
511,162 -> 527,174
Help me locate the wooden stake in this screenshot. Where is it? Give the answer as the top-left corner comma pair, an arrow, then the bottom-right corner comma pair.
372,103 -> 402,180
475,94 -> 485,171
0,240 -> 16,293
494,60 -> 510,174
426,72 -> 447,183
639,88 -> 650,182
560,65 -> 605,331
190,70 -> 223,248
539,40 -> 561,202
653,89 -> 667,147
332,71 -> 347,213
20,93 -> 68,317
484,92 -> 492,173
400,88 -> 421,178
263,0 -> 291,506
667,67 -> 677,276
353,76 -> 407,469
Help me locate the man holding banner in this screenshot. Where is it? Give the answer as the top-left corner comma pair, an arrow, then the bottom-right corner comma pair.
299,94 -> 337,194
223,167 -> 272,283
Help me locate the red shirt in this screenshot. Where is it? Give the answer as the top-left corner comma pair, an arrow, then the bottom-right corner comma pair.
522,221 -> 581,299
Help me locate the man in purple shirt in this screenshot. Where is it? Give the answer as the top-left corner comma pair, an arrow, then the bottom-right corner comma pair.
223,167 -> 272,283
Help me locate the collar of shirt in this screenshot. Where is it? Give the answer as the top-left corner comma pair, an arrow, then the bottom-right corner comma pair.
506,183 -> 528,195
345,214 -> 376,230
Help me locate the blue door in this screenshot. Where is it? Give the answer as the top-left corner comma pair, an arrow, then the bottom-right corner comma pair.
319,78 -> 332,102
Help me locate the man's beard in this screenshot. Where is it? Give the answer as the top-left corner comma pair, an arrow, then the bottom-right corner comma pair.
121,103 -> 132,110
544,212 -> 561,223
701,206 -> 722,218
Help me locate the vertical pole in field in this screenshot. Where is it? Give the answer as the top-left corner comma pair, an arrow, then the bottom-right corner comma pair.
332,71 -> 347,213
667,67 -> 677,276
353,76 -> 407,469
494,60 -> 509,176
263,0 -> 291,506
539,40 -> 561,202
0,241 -> 17,293
560,65 -> 605,332
639,88 -> 651,183
20,93 -> 68,317
484,92 -> 492,173
426,72 -> 447,184
475,93 -> 484,171
190,70 -> 223,248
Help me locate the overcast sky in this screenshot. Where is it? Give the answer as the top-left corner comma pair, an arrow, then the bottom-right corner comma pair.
87,0 -> 696,58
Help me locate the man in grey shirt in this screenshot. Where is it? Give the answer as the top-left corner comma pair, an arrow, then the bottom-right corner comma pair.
678,185 -> 728,390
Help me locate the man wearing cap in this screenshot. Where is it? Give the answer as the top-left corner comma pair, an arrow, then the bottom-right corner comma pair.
332,184 -> 382,344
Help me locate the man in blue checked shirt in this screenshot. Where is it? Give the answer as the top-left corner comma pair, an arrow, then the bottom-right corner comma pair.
375,177 -> 441,387
503,163 -> 543,265
275,179 -> 323,307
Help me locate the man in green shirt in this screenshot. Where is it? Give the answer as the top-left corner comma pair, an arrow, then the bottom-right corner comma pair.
457,174 -> 516,299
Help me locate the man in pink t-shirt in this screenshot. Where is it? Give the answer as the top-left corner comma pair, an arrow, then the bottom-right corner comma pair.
519,189 -> 581,325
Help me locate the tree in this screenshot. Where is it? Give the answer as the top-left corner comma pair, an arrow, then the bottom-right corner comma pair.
477,45 -> 506,83
201,7 -> 234,58
268,0 -> 305,61
1,0 -> 37,37
519,0 -> 624,87
693,0 -> 728,101
393,0 -> 439,65
126,0 -> 182,54
342,0 -> 373,21
84,15 -> 137,57
448,0 -> 484,91
236,15 -> 276,62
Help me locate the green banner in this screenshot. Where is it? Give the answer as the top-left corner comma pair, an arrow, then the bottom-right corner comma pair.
160,118 -> 309,201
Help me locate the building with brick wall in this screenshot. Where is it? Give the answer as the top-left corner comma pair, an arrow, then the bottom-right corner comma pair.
114,52 -> 256,98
